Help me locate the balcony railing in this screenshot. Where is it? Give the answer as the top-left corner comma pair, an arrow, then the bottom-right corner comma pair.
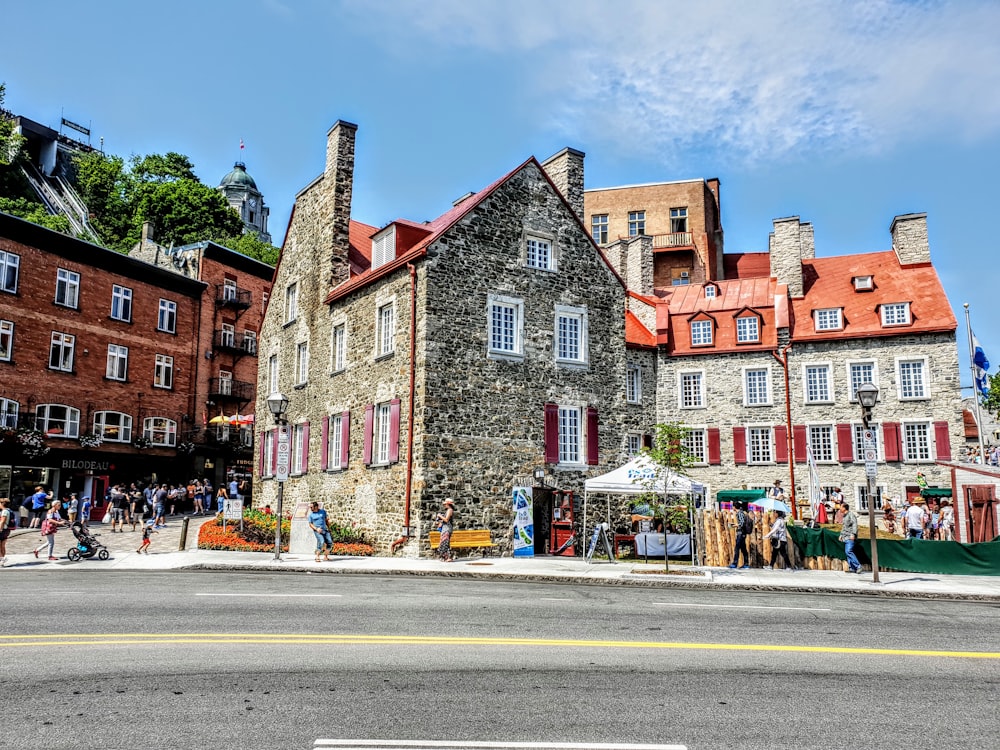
207,377 -> 254,401
652,232 -> 694,248
215,285 -> 252,309
212,330 -> 258,356
208,426 -> 254,448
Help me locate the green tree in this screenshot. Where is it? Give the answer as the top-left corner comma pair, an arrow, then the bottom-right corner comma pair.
128,178 -> 245,249
130,152 -> 197,183
0,83 -> 26,166
637,422 -> 696,570
71,151 -> 132,247
981,372 -> 1000,418
217,230 -> 280,266
0,197 -> 72,233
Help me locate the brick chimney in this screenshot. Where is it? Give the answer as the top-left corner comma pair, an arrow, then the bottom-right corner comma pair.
325,120 -> 357,286
541,147 -> 585,222
769,216 -> 806,297
890,213 -> 930,265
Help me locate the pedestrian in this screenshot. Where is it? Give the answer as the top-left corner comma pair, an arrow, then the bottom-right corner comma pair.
769,479 -> 786,502
904,498 -> 927,539
262,504 -> 272,515
435,498 -> 456,562
193,480 -> 205,515
229,475 -> 239,503
129,485 -> 144,531
215,485 -> 228,515
66,493 -> 79,524
307,501 -> 334,562
28,485 -> 51,529
882,500 -> 897,535
80,496 -> 92,524
763,510 -> 794,570
33,500 -> 65,561
832,488 -> 845,524
110,485 -> 129,532
168,484 -> 180,516
939,500 -> 955,541
928,503 -> 941,541
153,484 -> 168,528
0,497 -> 13,566
728,501 -> 752,569
135,521 -> 158,554
839,501 -> 861,573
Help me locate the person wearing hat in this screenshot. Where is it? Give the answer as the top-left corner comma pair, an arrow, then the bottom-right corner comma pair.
905,496 -> 928,539
769,479 -> 786,502
435,499 -> 456,562
839,501 -> 861,573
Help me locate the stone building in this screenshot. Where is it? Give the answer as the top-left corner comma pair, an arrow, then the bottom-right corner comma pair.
218,161 -> 271,243
254,123 -> 630,556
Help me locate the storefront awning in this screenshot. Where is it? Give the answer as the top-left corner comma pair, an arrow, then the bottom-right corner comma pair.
717,489 -> 767,503
920,487 -> 953,498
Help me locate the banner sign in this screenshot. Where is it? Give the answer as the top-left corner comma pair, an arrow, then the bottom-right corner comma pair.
512,487 -> 534,557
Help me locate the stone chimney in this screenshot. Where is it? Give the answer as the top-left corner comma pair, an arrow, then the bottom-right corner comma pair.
325,120 -> 357,286
799,222 -> 815,259
890,213 -> 930,265
769,216 -> 806,297
141,221 -> 155,243
541,147 -> 585,222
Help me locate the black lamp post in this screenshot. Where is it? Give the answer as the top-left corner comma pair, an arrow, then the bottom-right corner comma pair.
857,382 -> 881,583
266,391 -> 289,561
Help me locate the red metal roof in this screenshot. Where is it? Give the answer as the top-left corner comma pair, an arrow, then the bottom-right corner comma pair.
791,250 -> 956,341
625,309 -> 656,348
668,277 -> 778,314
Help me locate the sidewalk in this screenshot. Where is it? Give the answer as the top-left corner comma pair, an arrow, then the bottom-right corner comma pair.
3,516 -> 999,601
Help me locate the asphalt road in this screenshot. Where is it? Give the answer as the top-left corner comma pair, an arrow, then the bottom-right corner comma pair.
3,571 -> 998,750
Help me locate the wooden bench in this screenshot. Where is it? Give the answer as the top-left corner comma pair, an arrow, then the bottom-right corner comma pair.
429,529 -> 497,556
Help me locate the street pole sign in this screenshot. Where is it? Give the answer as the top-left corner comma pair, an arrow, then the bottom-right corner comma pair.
275,424 -> 290,481
863,430 -> 878,478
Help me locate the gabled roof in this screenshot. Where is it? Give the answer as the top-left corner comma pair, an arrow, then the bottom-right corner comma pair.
348,219 -> 378,275
625,310 -> 656,348
791,250 -> 956,341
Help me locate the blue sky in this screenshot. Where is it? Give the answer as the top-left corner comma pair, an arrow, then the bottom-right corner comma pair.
3,0 -> 1000,389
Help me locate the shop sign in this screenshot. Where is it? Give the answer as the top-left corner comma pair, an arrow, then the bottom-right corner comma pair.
61,459 -> 111,471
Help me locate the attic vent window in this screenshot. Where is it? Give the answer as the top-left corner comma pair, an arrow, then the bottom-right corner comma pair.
704,285 -> 717,298
372,226 -> 396,270
854,275 -> 873,291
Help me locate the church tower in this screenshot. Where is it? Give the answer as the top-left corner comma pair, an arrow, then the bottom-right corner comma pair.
218,161 -> 271,244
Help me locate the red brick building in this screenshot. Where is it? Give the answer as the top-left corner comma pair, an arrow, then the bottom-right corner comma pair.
0,213 -> 204,509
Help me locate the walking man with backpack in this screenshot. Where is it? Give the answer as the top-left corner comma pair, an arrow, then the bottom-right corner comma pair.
729,502 -> 753,569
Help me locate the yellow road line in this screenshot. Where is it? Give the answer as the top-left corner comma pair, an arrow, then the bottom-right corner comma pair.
0,633 -> 997,659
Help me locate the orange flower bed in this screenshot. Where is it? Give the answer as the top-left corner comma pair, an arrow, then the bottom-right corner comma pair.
197,517 -> 375,556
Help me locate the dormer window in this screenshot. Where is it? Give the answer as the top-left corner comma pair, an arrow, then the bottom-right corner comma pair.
853,275 -> 873,291
690,318 -> 713,347
704,284 -> 717,299
881,302 -> 911,326
814,308 -> 843,331
372,226 -> 396,270
736,315 -> 760,343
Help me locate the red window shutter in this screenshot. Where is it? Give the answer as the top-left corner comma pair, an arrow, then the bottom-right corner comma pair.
837,423 -> 854,463
793,425 -> 807,463
587,407 -> 599,466
733,427 -> 747,464
259,430 -> 267,475
363,404 -> 374,465
775,425 -> 788,463
883,422 -> 901,462
301,422 -> 310,473
341,410 -> 351,468
270,428 -> 278,475
707,427 -> 721,465
388,398 -> 401,464
934,421 -> 952,460
320,416 -> 330,472
544,403 -> 559,463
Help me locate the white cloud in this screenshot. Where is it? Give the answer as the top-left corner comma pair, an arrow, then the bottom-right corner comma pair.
361,0 -> 1000,165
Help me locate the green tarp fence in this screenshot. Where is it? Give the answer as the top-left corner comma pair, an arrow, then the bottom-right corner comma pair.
717,490 -> 766,504
787,525 -> 1000,577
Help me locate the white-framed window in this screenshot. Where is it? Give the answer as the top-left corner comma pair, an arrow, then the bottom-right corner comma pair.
106,344 -> 128,381
814,308 -> 842,331
748,426 -> 774,464
111,285 -> 132,322
897,358 -> 927,400
852,422 -> 882,463
295,342 -> 309,385
242,330 -> 257,354
49,332 -> 75,372
487,294 -> 524,359
157,299 -> 177,333
218,370 -> 233,395
223,279 -> 237,301
377,301 -> 395,357
804,364 -> 833,403
143,417 -> 177,447
55,268 -> 80,308
375,402 -> 392,464
856,484 -> 886,512
36,404 -> 80,438
626,433 -> 642,457
0,251 -> 19,293
261,429 -> 275,477
902,421 -> 932,462
736,315 -> 759,343
626,365 -> 642,404
558,406 -> 582,465
332,323 -> 347,372
744,367 -> 770,406
372,226 -> 396,269
690,319 -> 712,346
220,323 -> 235,348
679,371 -> 704,408
0,397 -> 18,428
291,423 -> 307,475
93,411 -> 132,443
555,305 -> 588,364
670,207 -> 688,232
628,210 -> 645,236
704,285 -> 717,299
881,302 -> 911,326
683,427 -> 708,465
808,424 -> 835,463
154,354 -> 174,389
268,354 -> 279,394
854,275 -> 873,291
0,320 -> 12,361
591,215 -> 608,244
285,282 -> 298,323
848,361 -> 877,402
526,236 -> 554,271
328,413 -> 344,470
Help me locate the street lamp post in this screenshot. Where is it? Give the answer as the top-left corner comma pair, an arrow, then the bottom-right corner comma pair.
857,382 -> 881,584
266,391 -> 290,561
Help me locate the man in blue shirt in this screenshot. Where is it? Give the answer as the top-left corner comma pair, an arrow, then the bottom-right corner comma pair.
307,502 -> 334,562
28,486 -> 51,529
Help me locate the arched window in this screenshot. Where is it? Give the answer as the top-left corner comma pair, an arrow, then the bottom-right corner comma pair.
143,417 -> 177,447
94,411 -> 133,442
36,404 -> 81,438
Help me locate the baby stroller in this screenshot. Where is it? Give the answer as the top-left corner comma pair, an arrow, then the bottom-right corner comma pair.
66,521 -> 110,562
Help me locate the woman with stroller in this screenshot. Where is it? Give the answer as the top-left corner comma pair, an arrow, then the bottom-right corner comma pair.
33,499 -> 65,561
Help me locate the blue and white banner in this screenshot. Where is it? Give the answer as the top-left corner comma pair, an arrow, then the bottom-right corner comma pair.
512,487 -> 534,557
973,331 -> 991,397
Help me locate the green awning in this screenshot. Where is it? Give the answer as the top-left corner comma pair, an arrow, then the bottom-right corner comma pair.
717,489 -> 767,503
920,487 -> 953,498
